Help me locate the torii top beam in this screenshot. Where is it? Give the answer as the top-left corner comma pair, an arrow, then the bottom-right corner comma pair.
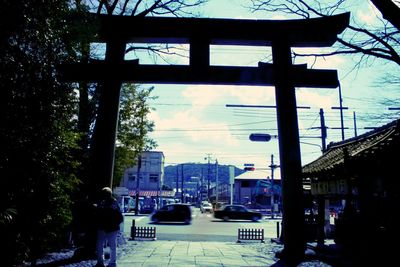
92,12 -> 349,47
61,13 -> 350,87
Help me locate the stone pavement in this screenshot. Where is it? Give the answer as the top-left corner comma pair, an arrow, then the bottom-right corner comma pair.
22,238 -> 333,267
117,240 -> 278,267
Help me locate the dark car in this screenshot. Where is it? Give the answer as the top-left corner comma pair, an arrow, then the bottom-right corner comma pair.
150,204 -> 192,224
214,204 -> 262,222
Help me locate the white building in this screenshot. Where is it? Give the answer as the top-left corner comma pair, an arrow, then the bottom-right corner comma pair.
120,151 -> 171,198
234,169 -> 281,209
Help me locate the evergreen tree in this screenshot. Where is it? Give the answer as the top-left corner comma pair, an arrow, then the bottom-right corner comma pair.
0,1 -> 80,264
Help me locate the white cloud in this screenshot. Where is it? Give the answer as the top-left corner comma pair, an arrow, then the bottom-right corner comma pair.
149,100 -> 239,152
297,89 -> 336,110
356,3 -> 379,26
181,85 -> 228,107
230,86 -> 275,105
181,84 -> 276,107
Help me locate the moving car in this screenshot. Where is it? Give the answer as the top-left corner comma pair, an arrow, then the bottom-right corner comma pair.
140,196 -> 157,214
200,202 -> 213,213
214,204 -> 262,222
150,204 -> 192,224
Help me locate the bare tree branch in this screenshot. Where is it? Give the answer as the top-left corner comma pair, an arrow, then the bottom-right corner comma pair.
250,0 -> 400,67
371,0 -> 400,30
136,0 -> 163,17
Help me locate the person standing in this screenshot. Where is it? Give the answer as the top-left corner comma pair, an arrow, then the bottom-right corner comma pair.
94,187 -> 123,267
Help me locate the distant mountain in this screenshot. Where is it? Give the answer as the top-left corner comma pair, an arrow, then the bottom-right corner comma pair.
163,163 -> 245,188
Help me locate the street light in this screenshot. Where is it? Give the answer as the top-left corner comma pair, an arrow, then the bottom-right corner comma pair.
249,133 -> 271,142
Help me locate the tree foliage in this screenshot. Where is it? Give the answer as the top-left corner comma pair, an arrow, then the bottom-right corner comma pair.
0,0 -> 81,265
113,84 -> 157,186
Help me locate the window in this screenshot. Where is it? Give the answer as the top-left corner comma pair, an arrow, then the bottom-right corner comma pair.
226,206 -> 233,212
238,206 -> 246,212
149,174 -> 159,183
150,156 -> 159,165
241,181 -> 250,187
128,173 -> 135,181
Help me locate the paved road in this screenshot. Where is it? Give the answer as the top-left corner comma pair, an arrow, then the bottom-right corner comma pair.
122,208 -> 282,242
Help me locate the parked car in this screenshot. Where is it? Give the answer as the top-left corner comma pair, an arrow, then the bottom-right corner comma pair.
150,204 -> 192,224
200,202 -> 213,213
214,204 -> 262,222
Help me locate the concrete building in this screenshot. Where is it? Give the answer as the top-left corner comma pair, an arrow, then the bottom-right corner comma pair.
120,151 -> 173,201
234,169 -> 281,210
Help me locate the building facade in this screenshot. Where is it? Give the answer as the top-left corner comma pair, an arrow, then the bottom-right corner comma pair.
302,119 -> 400,264
234,170 -> 281,210
120,151 -> 167,198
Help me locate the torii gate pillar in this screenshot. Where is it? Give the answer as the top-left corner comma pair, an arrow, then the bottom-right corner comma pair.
88,39 -> 125,194
272,40 -> 306,263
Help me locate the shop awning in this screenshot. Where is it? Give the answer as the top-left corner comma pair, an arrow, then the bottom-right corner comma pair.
129,190 -> 176,197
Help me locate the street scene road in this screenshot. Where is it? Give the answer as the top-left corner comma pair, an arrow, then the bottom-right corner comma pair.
122,207 -> 281,242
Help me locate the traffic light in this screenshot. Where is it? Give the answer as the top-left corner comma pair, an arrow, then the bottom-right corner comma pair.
244,167 -> 255,171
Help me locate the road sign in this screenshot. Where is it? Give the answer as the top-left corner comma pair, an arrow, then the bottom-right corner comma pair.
249,133 -> 271,142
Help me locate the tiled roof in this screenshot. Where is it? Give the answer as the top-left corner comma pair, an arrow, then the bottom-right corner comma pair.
235,169 -> 280,180
302,119 -> 400,177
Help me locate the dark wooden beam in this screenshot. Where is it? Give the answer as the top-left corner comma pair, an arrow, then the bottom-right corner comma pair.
59,62 -> 339,88
78,13 -> 350,47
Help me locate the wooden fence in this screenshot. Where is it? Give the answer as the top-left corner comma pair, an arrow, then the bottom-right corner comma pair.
237,228 -> 265,243
130,219 -> 156,240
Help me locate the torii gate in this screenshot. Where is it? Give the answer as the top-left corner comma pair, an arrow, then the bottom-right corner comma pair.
61,13 -> 349,263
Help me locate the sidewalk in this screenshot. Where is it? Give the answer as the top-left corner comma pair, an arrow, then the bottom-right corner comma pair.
114,238 -> 332,267
23,238 -> 333,267
117,240 -> 278,267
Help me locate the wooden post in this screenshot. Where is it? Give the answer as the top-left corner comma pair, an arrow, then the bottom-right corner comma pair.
276,221 -> 280,239
130,219 -> 136,240
271,39 -> 305,263
317,196 -> 326,246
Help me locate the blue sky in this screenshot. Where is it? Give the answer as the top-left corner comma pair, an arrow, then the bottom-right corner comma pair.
124,0 -> 399,177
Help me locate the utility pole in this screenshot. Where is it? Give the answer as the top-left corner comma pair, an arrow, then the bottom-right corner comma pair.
331,84 -> 348,141
318,110 -> 330,247
205,154 -> 212,201
181,164 -> 184,203
200,167 -> 204,204
176,165 -> 179,198
269,154 -> 279,219
134,155 -> 142,215
215,159 -> 219,204
353,111 -> 358,137
319,108 -> 327,152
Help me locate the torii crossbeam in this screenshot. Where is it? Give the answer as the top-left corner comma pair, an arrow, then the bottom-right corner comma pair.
60,12 -> 349,264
